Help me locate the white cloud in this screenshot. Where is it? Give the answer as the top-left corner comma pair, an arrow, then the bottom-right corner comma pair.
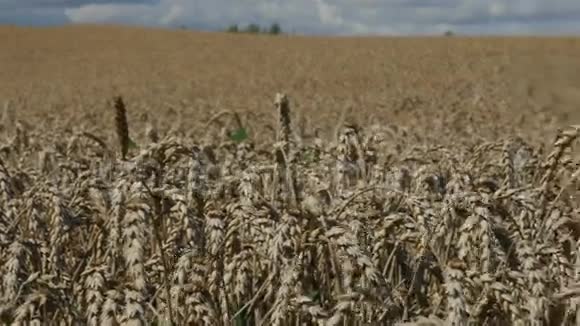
315,0 -> 343,26
489,2 -> 507,17
64,3 -> 155,24
61,0 -> 580,35
159,2 -> 183,25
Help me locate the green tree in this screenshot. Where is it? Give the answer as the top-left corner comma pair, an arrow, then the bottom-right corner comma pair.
227,24 -> 239,33
245,23 -> 261,33
269,22 -> 282,35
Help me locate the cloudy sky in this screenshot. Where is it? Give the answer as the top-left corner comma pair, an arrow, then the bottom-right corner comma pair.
1,0 -> 580,35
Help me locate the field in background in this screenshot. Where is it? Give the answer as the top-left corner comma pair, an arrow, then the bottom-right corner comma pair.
1,25 -> 580,145
2,25 -> 580,325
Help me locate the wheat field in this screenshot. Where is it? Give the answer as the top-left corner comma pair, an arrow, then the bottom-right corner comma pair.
2,25 -> 580,325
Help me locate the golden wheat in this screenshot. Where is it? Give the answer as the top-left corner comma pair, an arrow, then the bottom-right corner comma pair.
1,26 -> 580,325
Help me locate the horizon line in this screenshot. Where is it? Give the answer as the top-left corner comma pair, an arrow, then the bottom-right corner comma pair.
1,22 -> 580,38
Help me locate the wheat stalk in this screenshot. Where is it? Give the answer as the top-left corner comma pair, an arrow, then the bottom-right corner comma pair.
113,95 -> 130,160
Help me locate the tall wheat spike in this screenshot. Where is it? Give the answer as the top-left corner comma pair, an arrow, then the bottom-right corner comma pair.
113,95 -> 130,160
275,93 -> 292,153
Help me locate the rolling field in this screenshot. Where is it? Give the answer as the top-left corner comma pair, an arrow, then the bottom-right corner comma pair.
1,25 -> 580,325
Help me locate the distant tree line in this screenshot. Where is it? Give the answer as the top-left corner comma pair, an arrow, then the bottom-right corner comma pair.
226,22 -> 283,35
